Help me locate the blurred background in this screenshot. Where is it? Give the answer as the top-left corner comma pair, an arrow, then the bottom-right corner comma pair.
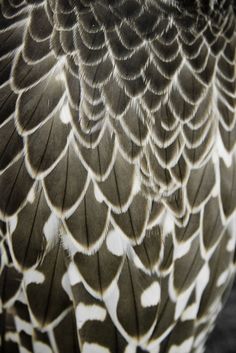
206,280 -> 236,353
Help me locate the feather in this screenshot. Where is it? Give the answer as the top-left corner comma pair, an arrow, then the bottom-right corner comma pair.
133,226 -> 163,271
64,182 -> 110,253
173,236 -> 204,293
1,1 -> 236,352
12,51 -> 58,91
74,241 -> 123,297
0,157 -> 34,218
43,143 -> 88,215
0,22 -> 25,57
219,122 -> 236,152
11,187 -> 51,269
102,76 -> 130,117
73,283 -> 127,352
0,118 -> 23,172
198,230 -> 234,318
53,310 -> 80,353
160,232 -> 174,272
110,117 -> 142,162
0,83 -> 18,126
97,151 -> 136,213
187,160 -> 216,211
116,258 -> 159,339
0,265 -> 22,306
29,5 -> 52,41
120,105 -> 149,147
220,158 -> 236,218
0,54 -> 13,86
149,275 -> 176,342
77,127 -> 116,181
202,196 -> 224,250
175,211 -> 200,243
25,242 -> 71,327
25,109 -> 70,177
112,193 -> 151,244
23,30 -> 51,63
16,76 -> 65,135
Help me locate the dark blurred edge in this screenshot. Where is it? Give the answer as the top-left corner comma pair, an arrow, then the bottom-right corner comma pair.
205,279 -> 236,353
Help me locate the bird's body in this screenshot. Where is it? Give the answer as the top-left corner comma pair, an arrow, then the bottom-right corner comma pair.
0,0 -> 236,352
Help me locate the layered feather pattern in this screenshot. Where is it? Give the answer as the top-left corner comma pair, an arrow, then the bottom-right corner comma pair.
0,0 -> 236,352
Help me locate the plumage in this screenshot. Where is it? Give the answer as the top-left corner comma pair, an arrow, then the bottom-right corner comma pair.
0,0 -> 236,353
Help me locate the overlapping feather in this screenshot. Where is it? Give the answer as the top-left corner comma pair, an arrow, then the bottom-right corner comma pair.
0,0 -> 236,352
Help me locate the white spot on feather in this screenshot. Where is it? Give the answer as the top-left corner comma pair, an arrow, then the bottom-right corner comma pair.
174,286 -> 193,320
182,303 -> 198,321
60,102 -> 71,124
18,347 -> 30,353
124,344 -> 137,353
180,263 -> 210,322
193,331 -> 207,349
132,250 -> 147,272
174,241 -> 191,260
55,65 -> 66,82
82,343 -> 110,353
34,342 -> 53,353
61,231 -> 78,257
196,263 -> 210,303
227,236 -> 236,251
76,304 -> 106,329
67,262 -> 81,286
133,171 -> 141,195
94,183 -> 104,203
9,216 -> 17,233
27,187 -> 36,203
43,213 -> 60,245
24,269 -> 44,286
169,338 -> 194,353
15,316 -> 32,336
227,215 -> 236,249
161,211 -> 175,236
215,132 -> 232,167
106,229 -> 128,256
217,269 -> 229,287
62,272 -> 73,299
5,332 -> 18,344
141,282 -> 160,308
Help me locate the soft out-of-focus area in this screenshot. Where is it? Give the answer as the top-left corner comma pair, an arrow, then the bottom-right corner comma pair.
206,280 -> 236,353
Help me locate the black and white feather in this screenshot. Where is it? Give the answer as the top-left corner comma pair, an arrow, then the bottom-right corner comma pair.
0,0 -> 236,352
